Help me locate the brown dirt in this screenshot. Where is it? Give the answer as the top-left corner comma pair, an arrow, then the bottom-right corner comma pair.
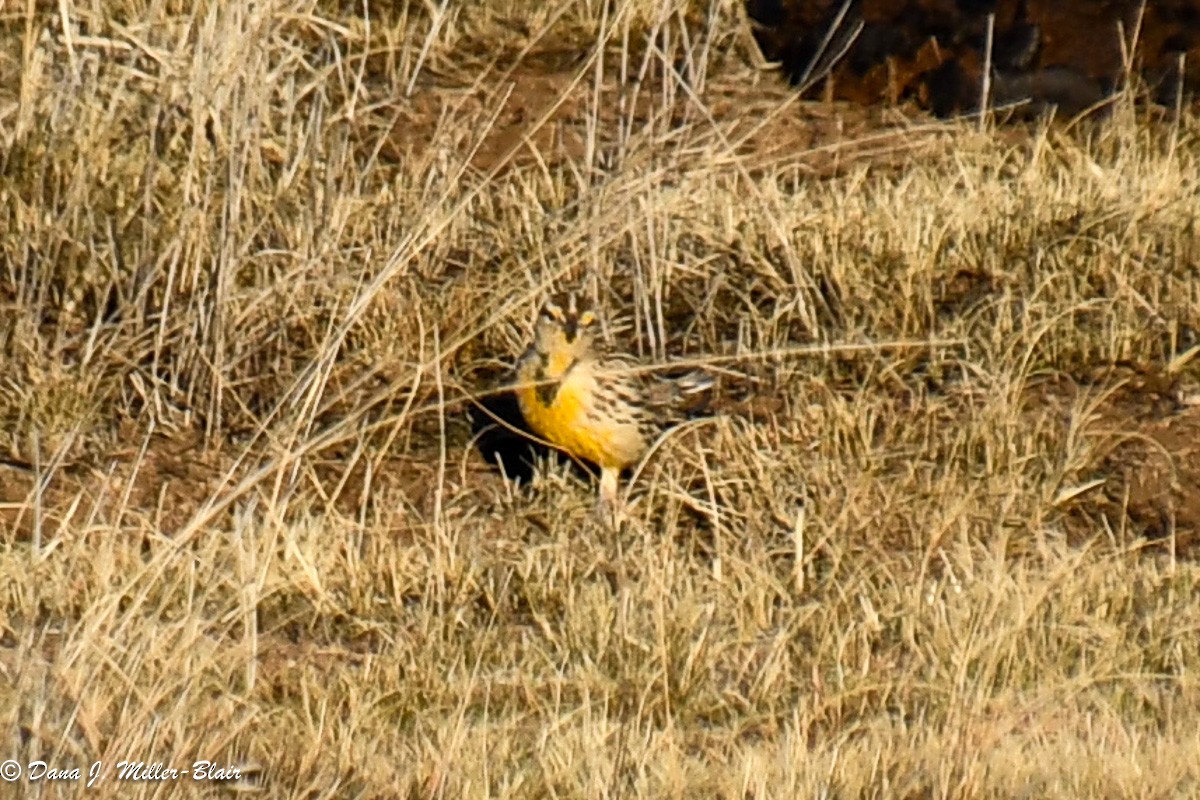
1056,364 -> 1200,556
372,56 -> 945,177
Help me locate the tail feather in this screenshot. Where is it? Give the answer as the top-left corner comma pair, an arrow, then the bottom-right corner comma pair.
647,368 -> 714,420
673,370 -> 714,396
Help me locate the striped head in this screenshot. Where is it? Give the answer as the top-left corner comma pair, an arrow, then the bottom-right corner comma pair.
531,292 -> 600,374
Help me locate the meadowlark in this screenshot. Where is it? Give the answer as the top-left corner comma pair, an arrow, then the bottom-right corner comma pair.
514,291 -> 712,507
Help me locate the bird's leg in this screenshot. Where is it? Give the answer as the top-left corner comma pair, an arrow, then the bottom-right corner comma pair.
596,467 -> 623,525
599,467 -> 620,504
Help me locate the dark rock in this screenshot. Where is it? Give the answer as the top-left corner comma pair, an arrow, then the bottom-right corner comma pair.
992,66 -> 1108,116
749,0 -> 1200,117
993,22 -> 1039,71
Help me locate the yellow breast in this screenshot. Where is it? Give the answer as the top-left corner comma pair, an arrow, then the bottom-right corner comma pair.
516,363 -> 646,471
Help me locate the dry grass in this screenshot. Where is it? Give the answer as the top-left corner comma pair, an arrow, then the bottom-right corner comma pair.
2,0 -> 1200,798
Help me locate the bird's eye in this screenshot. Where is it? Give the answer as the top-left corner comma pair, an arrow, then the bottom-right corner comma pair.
541,303 -> 565,323
577,310 -> 596,328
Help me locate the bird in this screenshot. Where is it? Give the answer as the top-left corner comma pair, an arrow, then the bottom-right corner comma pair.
513,291 -> 712,511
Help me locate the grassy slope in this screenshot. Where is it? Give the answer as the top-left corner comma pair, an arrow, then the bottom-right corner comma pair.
2,1 -> 1199,797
